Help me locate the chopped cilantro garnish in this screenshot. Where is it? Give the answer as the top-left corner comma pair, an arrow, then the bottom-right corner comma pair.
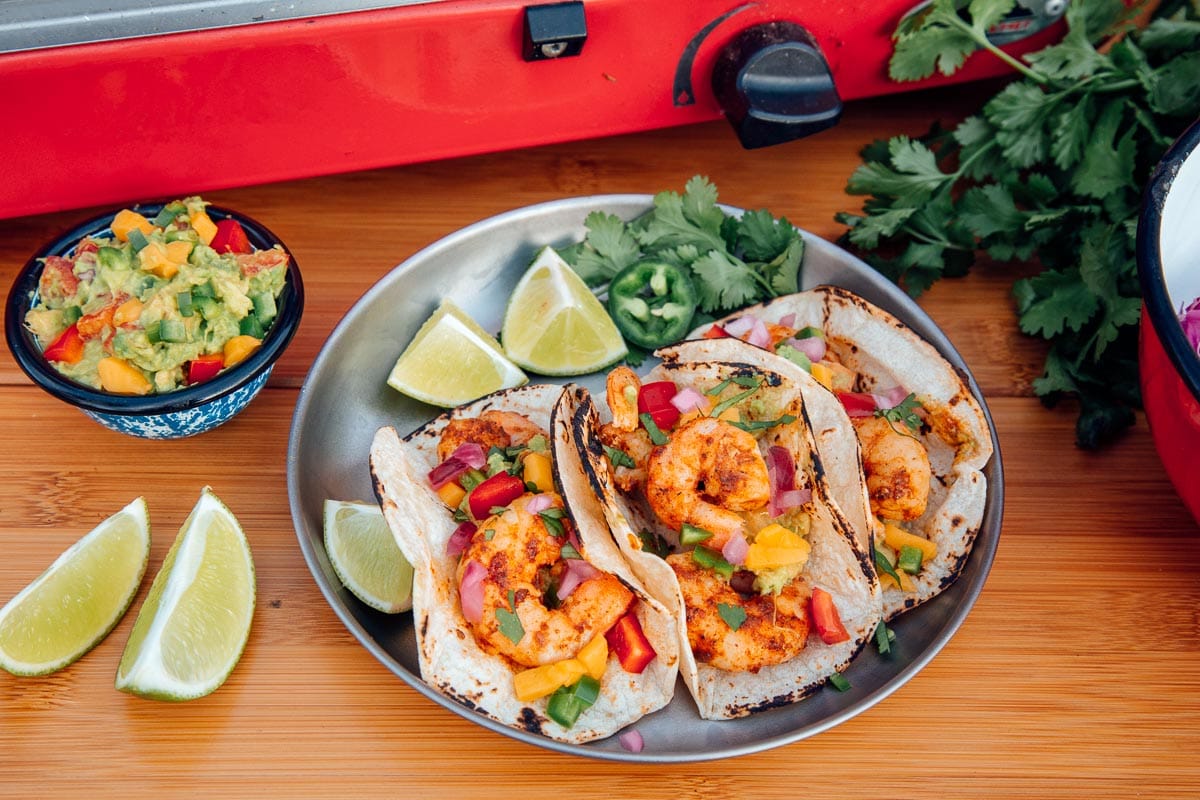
560,542 -> 582,560
539,507 -> 567,538
874,545 -> 904,588
709,377 -> 763,419
728,413 -> 796,432
717,602 -> 747,631
874,621 -> 896,656
637,529 -> 671,559
875,393 -> 923,435
484,528 -> 496,541
639,412 -> 669,446
604,445 -> 637,469
496,591 -> 524,644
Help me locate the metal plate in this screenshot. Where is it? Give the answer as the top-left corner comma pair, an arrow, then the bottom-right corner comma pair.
287,195 -> 1004,762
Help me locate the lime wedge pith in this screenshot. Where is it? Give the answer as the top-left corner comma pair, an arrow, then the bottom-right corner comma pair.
323,499 -> 414,614
0,497 -> 150,677
501,246 -> 627,376
115,487 -> 254,701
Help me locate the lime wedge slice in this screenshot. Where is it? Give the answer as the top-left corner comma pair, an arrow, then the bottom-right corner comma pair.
0,498 -> 150,676
501,246 -> 627,376
115,488 -> 254,701
323,499 -> 413,613
387,298 -> 528,407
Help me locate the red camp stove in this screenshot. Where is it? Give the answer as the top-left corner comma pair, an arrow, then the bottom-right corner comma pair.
0,0 -> 1066,219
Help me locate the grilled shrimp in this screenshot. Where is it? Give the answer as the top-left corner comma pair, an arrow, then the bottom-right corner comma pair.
644,417 -> 771,547
457,493 -> 634,667
597,425 -> 654,493
606,365 -> 642,432
437,410 -> 545,461
667,553 -> 810,672
852,415 -> 931,521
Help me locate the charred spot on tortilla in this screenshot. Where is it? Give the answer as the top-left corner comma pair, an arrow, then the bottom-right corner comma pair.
951,514 -> 964,528
518,707 -> 546,735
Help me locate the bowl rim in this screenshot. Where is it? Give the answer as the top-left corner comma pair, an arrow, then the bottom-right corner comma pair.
1138,117 -> 1200,404
4,201 -> 304,415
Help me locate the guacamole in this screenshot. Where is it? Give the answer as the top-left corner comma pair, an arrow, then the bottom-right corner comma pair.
24,197 -> 288,395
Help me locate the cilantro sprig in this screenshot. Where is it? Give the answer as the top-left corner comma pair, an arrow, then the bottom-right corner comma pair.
836,0 -> 1200,448
558,176 -> 805,314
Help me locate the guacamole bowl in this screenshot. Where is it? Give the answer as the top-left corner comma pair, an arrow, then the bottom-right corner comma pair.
5,201 -> 303,439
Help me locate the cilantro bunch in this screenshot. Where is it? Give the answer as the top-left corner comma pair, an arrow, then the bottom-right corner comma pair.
836,0 -> 1200,447
559,175 -> 805,314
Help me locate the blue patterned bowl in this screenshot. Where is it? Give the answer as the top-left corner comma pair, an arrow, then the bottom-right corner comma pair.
5,202 -> 303,439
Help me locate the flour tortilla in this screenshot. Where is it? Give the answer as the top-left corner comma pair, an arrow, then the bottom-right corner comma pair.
368,384 -> 678,744
571,361 -> 880,720
691,285 -> 993,619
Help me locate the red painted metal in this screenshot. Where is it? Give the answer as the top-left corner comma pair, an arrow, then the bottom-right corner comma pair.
0,0 -> 1062,219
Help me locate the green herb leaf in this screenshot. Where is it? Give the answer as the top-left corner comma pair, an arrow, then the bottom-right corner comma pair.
539,508 -> 567,538
639,412 -> 669,446
874,545 -> 904,588
496,592 -> 525,644
727,414 -> 797,432
603,445 -> 636,469
827,673 -> 852,692
875,394 -> 923,435
560,542 -> 582,560
637,529 -> 672,559
717,602 -> 748,631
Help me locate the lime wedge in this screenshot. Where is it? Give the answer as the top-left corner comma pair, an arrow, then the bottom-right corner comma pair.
387,298 -> 528,407
115,488 -> 254,701
501,246 -> 628,376
0,498 -> 150,676
323,499 -> 413,613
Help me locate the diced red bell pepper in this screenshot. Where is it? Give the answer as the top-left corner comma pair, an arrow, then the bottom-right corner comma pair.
209,219 -> 253,254
43,323 -> 84,364
186,353 -> 225,385
37,255 -> 80,306
702,324 -> 729,339
467,472 -> 526,520
604,609 -> 656,674
638,380 -> 680,432
810,587 -> 850,645
836,391 -> 878,418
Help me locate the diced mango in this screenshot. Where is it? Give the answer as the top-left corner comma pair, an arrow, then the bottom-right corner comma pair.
825,360 -> 857,392
576,635 -> 609,681
113,298 -> 143,327
190,210 -> 218,245
880,569 -> 917,592
435,482 -> 466,509
810,362 -> 833,390
111,209 -> 154,243
522,452 -> 554,494
745,524 -> 811,571
717,406 -> 741,423
223,334 -> 262,367
512,658 -> 588,703
138,241 -> 179,278
165,239 -> 193,265
883,524 -> 937,561
97,357 -> 152,395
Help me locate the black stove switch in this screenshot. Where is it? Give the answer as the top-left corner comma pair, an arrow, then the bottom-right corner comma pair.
712,22 -> 842,149
523,2 -> 587,61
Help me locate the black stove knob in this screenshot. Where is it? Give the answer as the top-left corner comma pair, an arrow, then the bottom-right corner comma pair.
711,21 -> 842,149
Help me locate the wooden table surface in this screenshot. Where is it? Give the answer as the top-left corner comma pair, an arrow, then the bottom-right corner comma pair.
2,83 -> 1198,799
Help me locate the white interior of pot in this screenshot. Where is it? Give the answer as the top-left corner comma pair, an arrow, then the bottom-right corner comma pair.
1160,141 -> 1200,313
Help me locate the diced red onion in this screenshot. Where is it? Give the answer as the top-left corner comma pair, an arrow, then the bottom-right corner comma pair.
446,520 -> 477,557
774,488 -> 812,513
459,560 -> 486,624
723,315 -> 756,338
722,532 -> 749,565
1181,297 -> 1200,353
871,385 -> 910,410
525,494 -> 554,514
556,558 -> 600,601
746,317 -> 771,349
766,445 -> 797,517
427,442 -> 487,489
618,729 -> 644,753
670,387 -> 707,414
778,313 -> 796,328
782,336 -> 826,363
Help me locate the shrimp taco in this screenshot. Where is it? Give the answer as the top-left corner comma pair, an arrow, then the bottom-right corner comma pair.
369,384 -> 678,744
572,359 -> 880,720
692,285 -> 994,620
